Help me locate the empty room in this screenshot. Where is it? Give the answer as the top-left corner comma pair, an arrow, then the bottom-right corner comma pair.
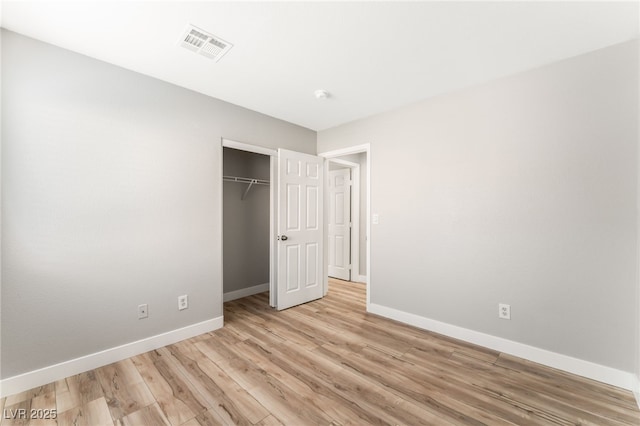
1,1 -> 640,425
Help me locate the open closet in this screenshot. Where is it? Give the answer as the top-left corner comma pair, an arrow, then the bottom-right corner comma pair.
222,147 -> 271,302
222,139 -> 326,310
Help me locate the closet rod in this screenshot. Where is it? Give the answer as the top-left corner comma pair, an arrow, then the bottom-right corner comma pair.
223,175 -> 270,185
223,175 -> 269,200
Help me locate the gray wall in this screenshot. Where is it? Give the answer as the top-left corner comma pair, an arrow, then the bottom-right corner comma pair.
318,40 -> 639,372
1,30 -> 315,378
223,148 -> 270,293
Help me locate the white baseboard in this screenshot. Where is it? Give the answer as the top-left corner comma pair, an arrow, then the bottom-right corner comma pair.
633,375 -> 640,409
224,283 -> 269,302
367,303 -> 634,391
0,317 -> 223,398
356,275 -> 367,284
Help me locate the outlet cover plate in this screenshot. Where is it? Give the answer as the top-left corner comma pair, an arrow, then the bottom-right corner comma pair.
178,295 -> 188,311
499,303 -> 511,320
138,304 -> 148,319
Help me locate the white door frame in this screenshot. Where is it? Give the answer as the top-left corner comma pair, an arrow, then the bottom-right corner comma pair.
319,144 -> 371,308
327,159 -> 360,282
221,138 -> 278,307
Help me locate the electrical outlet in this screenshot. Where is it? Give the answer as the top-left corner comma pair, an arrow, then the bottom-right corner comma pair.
372,213 -> 379,225
138,304 -> 148,319
499,303 -> 511,320
178,295 -> 188,311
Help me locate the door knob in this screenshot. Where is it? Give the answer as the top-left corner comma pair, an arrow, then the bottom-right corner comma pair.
280,235 -> 288,241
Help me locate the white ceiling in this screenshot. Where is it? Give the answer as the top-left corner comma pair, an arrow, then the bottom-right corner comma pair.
1,1 -> 638,131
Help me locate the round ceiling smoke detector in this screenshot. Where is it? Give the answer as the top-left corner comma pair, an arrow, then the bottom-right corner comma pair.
314,89 -> 330,100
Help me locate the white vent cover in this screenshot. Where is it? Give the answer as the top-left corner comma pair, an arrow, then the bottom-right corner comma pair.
179,24 -> 233,62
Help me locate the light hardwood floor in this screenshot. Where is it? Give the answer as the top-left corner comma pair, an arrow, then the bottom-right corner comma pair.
2,278 -> 639,425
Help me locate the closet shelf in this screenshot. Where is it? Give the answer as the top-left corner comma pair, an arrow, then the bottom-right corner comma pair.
223,175 -> 270,200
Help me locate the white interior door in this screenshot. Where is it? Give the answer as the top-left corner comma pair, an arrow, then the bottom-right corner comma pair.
276,149 -> 324,310
328,169 -> 351,280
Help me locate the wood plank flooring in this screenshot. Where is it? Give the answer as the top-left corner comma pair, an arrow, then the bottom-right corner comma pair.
2,278 -> 639,425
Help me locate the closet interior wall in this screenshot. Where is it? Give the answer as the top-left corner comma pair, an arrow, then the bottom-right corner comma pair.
223,147 -> 270,296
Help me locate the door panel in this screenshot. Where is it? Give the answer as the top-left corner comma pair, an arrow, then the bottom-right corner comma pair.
306,186 -> 319,228
328,168 -> 351,280
306,242 -> 319,286
277,149 -> 324,310
286,184 -> 300,230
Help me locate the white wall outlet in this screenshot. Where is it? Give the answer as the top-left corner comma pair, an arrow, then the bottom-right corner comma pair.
499,303 -> 511,320
372,213 -> 379,225
178,295 -> 188,311
138,304 -> 148,319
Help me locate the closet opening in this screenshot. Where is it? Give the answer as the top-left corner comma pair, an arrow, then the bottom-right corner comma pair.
222,138 -> 326,311
222,146 -> 273,305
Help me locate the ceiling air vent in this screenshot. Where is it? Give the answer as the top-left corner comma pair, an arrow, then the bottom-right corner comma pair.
179,24 -> 233,62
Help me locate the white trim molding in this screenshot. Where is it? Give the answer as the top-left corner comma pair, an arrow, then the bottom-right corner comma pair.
318,144 -> 371,159
633,375 -> 640,409
224,283 -> 269,302
368,303 -> 635,391
0,317 -> 223,398
221,138 -> 277,157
